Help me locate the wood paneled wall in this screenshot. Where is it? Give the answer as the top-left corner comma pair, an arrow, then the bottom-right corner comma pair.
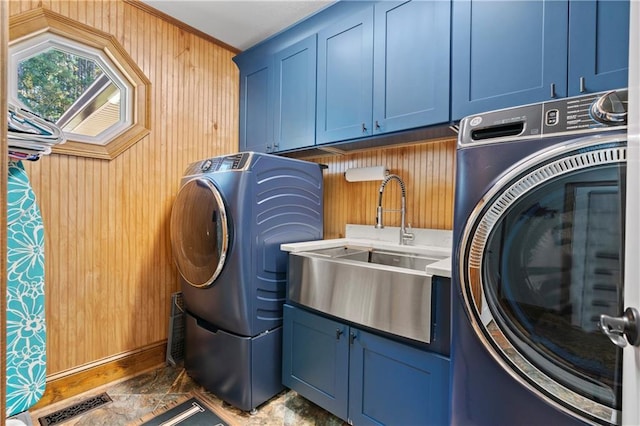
8,0 -> 239,375
6,0 -> 457,391
311,139 -> 456,239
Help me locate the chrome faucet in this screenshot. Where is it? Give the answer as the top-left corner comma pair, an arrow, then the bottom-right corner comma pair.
375,174 -> 414,245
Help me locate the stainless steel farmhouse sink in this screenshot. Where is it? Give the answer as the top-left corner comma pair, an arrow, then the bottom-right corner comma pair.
287,246 -> 446,343
341,250 -> 440,271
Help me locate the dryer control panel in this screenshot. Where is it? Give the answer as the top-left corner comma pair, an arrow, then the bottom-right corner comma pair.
183,152 -> 253,176
200,153 -> 249,172
458,89 -> 628,147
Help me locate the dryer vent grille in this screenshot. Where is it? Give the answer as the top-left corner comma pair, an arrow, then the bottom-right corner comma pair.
166,291 -> 185,366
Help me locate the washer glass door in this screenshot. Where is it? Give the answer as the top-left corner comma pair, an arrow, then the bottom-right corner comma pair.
460,138 -> 626,425
170,177 -> 229,288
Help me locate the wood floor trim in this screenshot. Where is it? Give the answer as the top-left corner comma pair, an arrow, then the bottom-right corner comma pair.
32,340 -> 167,410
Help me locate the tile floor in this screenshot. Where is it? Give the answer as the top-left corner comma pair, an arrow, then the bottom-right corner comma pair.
28,364 -> 347,425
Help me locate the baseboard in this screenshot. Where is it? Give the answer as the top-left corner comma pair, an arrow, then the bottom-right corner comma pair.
31,340 -> 167,410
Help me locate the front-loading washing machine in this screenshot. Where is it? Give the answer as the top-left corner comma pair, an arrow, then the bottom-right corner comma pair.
170,152 -> 323,412
452,90 -> 627,425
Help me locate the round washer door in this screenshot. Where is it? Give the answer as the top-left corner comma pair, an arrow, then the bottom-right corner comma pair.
459,137 -> 626,425
170,177 -> 229,288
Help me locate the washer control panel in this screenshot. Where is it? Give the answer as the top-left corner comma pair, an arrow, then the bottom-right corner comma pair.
459,89 -> 628,147
542,90 -> 627,133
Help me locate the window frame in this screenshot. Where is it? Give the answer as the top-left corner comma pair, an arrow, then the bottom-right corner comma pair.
9,7 -> 151,160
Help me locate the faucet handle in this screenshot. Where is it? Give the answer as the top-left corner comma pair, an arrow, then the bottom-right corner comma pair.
402,223 -> 415,244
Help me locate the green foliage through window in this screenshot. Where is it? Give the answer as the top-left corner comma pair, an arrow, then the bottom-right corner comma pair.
17,48 -> 104,122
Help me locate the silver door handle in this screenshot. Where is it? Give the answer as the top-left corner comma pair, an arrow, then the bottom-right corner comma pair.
599,307 -> 640,348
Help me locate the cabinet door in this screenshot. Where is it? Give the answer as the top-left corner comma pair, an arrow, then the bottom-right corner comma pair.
282,305 -> 349,421
373,1 -> 450,134
348,329 -> 450,426
239,58 -> 272,152
568,0 -> 629,95
316,6 -> 374,144
451,0 -> 569,120
273,35 -> 317,152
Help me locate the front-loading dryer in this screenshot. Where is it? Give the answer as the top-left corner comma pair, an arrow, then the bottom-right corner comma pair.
452,90 -> 628,425
170,152 -> 323,412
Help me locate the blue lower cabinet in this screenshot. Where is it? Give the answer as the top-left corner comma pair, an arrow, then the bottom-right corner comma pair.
283,304 -> 349,419
349,329 -> 450,426
283,304 -> 450,425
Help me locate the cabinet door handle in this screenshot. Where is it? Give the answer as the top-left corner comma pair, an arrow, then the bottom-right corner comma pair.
349,331 -> 357,344
580,77 -> 586,93
266,144 -> 272,153
361,123 -> 367,133
273,143 -> 279,151
375,120 -> 381,130
550,83 -> 556,98
336,329 -> 343,340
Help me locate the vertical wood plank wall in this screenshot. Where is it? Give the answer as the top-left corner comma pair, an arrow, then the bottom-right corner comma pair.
6,0 -> 457,384
312,139 -> 456,239
8,0 -> 240,376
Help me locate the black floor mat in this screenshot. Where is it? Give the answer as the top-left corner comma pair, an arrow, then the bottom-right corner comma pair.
139,397 -> 229,426
38,392 -> 112,425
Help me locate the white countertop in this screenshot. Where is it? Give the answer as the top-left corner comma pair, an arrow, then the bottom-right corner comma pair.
281,225 -> 452,278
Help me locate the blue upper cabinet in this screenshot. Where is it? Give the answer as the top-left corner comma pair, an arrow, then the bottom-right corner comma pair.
373,1 -> 450,135
316,6 -> 374,144
238,35 -> 317,153
452,0 -> 629,121
451,0 -> 569,120
273,35 -> 317,152
317,1 -> 451,145
236,0 -> 628,153
568,0 -> 630,95
239,58 -> 272,153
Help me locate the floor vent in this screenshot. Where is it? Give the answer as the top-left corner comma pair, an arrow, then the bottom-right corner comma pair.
166,291 -> 185,366
38,392 -> 112,426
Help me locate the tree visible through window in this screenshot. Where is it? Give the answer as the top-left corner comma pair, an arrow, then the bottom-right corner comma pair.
9,8 -> 151,159
17,48 -> 104,123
